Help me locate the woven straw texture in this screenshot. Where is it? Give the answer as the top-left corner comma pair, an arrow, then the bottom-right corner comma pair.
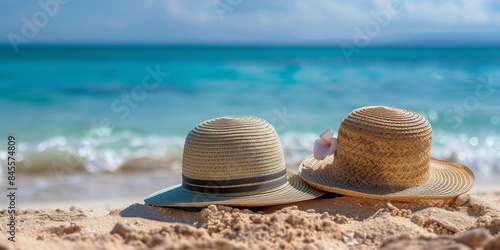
182,116 -> 285,181
145,116 -> 324,207
299,106 -> 475,201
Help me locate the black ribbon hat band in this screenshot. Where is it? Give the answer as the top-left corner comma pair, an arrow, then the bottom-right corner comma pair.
182,169 -> 287,194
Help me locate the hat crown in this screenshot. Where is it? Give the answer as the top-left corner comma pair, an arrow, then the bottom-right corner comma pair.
334,106 -> 433,187
181,116 -> 286,193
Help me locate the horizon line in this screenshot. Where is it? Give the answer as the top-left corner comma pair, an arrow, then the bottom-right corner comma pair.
1,43 -> 500,49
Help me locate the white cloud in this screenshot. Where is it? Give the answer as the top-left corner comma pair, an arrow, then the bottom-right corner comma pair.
404,0 -> 490,23
1,0 -> 499,44
165,0 -> 186,17
151,0 -> 500,40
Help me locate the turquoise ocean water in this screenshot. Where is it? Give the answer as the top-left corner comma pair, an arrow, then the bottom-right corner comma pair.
0,46 -> 499,202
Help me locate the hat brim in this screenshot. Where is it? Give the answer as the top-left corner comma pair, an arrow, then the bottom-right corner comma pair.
145,170 -> 324,207
299,154 -> 474,201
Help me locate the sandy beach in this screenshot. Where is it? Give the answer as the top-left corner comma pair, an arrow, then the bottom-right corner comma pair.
0,185 -> 499,250
3,0 -> 500,248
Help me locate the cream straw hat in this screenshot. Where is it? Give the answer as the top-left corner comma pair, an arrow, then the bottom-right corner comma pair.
299,106 -> 475,201
145,116 -> 324,207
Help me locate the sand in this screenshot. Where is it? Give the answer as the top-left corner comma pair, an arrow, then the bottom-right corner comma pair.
1,190 -> 500,250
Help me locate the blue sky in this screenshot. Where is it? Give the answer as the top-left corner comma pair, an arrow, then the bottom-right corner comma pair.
1,0 -> 500,46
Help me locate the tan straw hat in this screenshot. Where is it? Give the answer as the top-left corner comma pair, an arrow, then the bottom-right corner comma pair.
145,115 -> 324,207
299,106 -> 475,201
